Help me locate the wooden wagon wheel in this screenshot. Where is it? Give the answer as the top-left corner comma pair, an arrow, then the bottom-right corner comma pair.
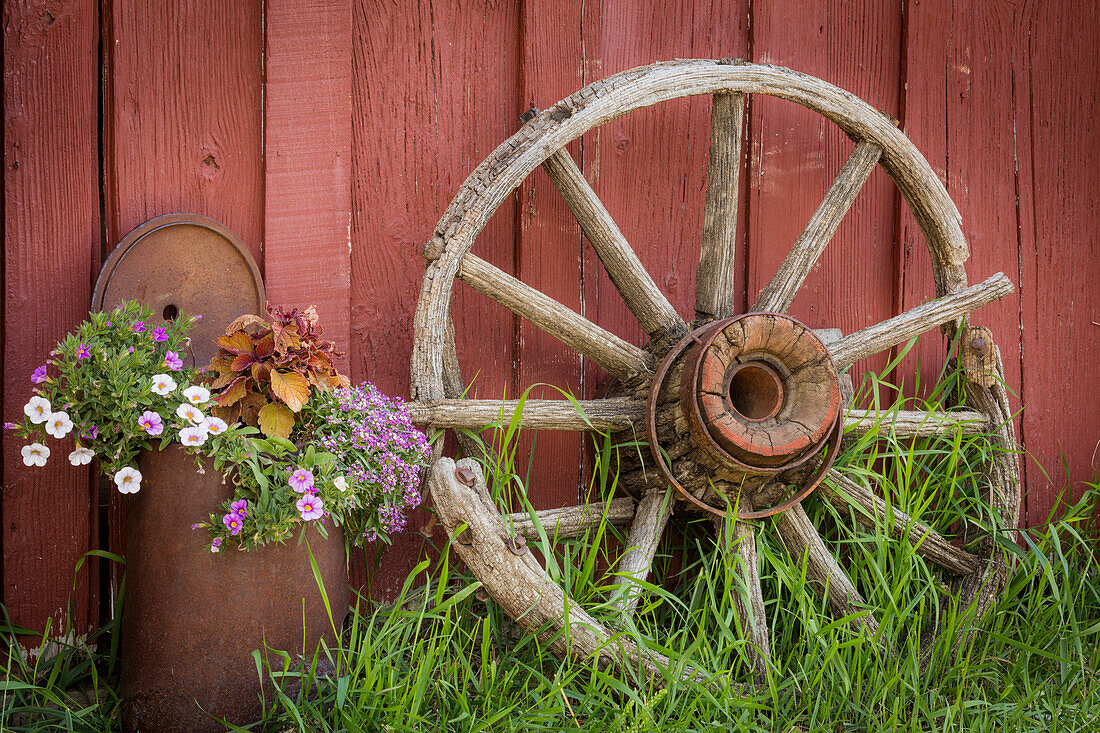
409,60 -> 1020,686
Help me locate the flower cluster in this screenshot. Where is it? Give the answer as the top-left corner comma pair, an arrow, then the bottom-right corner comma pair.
12,302 -> 430,552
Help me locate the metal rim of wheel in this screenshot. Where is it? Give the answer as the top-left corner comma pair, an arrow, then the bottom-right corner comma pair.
409,59 -> 1021,688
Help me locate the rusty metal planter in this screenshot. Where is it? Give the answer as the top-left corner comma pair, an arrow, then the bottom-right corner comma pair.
119,445 -> 348,732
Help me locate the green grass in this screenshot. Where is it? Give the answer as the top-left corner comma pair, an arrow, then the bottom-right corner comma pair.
4,363 -> 1100,731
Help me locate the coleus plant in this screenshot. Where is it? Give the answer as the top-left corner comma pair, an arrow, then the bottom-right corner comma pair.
208,305 -> 350,438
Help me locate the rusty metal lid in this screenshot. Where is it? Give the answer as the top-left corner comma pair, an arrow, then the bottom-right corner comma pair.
92,213 -> 265,367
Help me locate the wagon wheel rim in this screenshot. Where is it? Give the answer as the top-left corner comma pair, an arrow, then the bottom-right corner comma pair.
411,59 -> 1021,687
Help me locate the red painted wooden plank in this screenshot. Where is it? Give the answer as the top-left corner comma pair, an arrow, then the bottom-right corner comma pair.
748,1 -> 902,393
3,0 -> 100,640
592,0 -> 750,344
352,0 -> 520,599
900,1 -> 1030,523
1018,3 -> 1100,521
103,0 -> 265,605
515,0 -> 590,512
264,0 -> 352,374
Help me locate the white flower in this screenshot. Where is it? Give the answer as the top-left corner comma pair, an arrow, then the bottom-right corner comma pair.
333,476 -> 349,492
199,416 -> 228,436
44,410 -> 74,439
182,385 -> 211,406
21,442 -> 50,467
24,396 -> 52,424
114,466 -> 142,494
69,446 -> 95,466
179,426 -> 208,447
151,374 -> 178,396
175,403 -> 204,424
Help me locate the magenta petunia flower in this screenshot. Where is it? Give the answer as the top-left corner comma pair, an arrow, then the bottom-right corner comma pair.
164,351 -> 183,371
83,424 -> 99,440
222,512 -> 244,535
211,537 -> 222,553
230,499 -> 248,516
288,468 -> 315,493
138,410 -> 164,436
296,494 -> 324,521
132,321 -> 146,332
151,325 -> 168,342
77,344 -> 91,360
31,365 -> 48,384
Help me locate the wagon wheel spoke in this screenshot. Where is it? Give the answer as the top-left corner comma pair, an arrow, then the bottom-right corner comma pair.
539,144 -> 688,341
408,396 -> 644,432
842,408 -> 989,438
612,488 -> 674,619
696,90 -> 746,320
828,273 -> 1014,371
507,497 -> 636,542
773,503 -> 883,640
712,507 -> 770,680
819,470 -> 982,576
752,140 -> 883,314
457,253 -> 650,381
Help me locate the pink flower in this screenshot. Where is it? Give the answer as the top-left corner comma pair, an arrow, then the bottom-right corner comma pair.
211,538 -> 222,553
138,411 -> 164,436
77,344 -> 91,360
164,351 -> 183,371
222,512 -> 244,535
151,325 -> 168,342
296,494 -> 324,521
3,422 -> 18,430
231,499 -> 248,516
31,365 -> 48,383
132,321 -> 146,332
289,468 -> 315,493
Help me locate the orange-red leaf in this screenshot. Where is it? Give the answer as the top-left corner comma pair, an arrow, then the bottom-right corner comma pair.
231,353 -> 256,372
254,334 -> 275,358
211,370 -> 238,390
208,354 -> 236,373
216,332 -> 254,356
269,370 -> 310,412
251,362 -> 271,385
257,401 -> 295,439
216,377 -> 250,407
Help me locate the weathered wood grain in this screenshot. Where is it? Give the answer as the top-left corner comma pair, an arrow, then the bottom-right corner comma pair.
843,408 -> 988,438
697,86 -> 746,320
751,140 -> 882,314
458,253 -> 650,381
828,273 -> 1013,370
505,498 -> 635,541
3,0 -> 100,642
612,488 -> 673,618
821,470 -> 982,575
407,397 -> 642,431
713,512 -> 770,679
264,0 -> 352,373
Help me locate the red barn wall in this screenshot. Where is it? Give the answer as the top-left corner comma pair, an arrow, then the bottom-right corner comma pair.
4,0 -> 1099,639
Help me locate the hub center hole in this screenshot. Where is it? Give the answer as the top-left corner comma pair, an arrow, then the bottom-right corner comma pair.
728,363 -> 783,421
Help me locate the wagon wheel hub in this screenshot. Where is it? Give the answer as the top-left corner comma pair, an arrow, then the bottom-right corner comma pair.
648,313 -> 843,520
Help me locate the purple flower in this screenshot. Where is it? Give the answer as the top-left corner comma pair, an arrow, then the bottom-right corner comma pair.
163,351 -> 183,371
289,468 -> 315,493
31,365 -> 48,384
230,499 -> 248,517
296,494 -> 324,521
3,422 -> 18,430
83,424 -> 99,440
151,325 -> 168,342
132,321 -> 146,332
77,344 -> 91,360
138,411 -> 164,436
211,538 -> 222,553
222,512 -> 244,535
190,523 -> 203,530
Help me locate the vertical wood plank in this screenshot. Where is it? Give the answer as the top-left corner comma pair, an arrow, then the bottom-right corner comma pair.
3,0 -> 100,639
900,1 -> 1030,522
1018,3 -> 1100,521
592,0 -> 750,345
264,0 -> 352,373
516,0 -> 589,511
104,0 -> 265,601
748,1 -> 901,387
352,0 -> 520,599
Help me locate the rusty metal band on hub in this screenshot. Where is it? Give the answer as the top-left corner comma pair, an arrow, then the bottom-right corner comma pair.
646,317 -> 842,520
